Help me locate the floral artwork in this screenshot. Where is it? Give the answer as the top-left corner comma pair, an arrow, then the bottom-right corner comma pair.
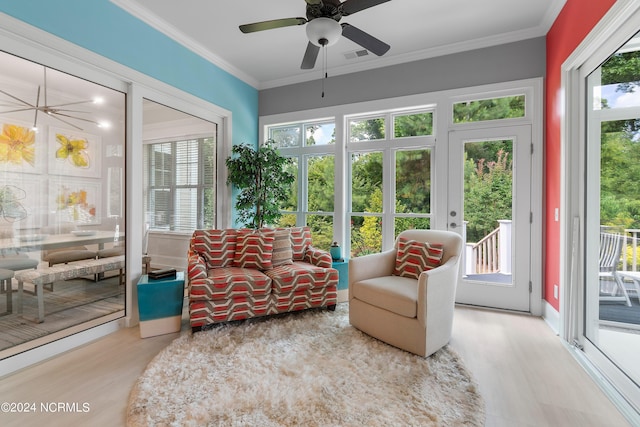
0,121 -> 42,173
0,184 -> 28,223
1,173 -> 44,228
0,124 -> 35,166
55,133 -> 90,169
50,179 -> 101,224
48,127 -> 101,178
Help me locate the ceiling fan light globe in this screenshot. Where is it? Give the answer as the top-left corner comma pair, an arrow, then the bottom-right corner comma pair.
306,17 -> 341,47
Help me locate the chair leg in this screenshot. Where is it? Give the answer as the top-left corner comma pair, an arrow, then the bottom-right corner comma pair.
0,278 -> 11,316
613,272 -> 632,307
36,283 -> 44,323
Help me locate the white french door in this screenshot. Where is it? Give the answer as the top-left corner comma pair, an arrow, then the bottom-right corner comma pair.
448,125 -> 532,311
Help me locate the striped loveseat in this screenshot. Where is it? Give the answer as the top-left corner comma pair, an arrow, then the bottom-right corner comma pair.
187,227 -> 338,332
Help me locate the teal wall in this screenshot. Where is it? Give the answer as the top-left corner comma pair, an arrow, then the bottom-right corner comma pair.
0,0 -> 258,150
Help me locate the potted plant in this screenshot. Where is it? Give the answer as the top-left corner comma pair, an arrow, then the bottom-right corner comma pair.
226,140 -> 295,229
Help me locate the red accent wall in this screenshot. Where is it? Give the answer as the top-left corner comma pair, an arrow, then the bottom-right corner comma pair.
545,0 -> 616,311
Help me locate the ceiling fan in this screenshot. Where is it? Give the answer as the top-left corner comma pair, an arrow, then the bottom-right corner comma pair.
239,0 -> 392,70
0,68 -> 105,132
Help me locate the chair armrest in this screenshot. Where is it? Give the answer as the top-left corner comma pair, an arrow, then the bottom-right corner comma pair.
416,255 -> 460,326
348,249 -> 396,286
187,252 -> 207,281
304,246 -> 332,268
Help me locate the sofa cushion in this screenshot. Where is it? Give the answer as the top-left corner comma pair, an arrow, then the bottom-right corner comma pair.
189,267 -> 272,301
266,261 -> 338,294
352,275 -> 418,318
272,286 -> 338,314
233,229 -> 275,270
289,226 -> 312,261
191,229 -> 238,269
392,237 -> 444,280
43,249 -> 97,266
271,228 -> 293,267
189,294 -> 274,326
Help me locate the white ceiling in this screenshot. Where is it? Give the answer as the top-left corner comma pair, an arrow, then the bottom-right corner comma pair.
113,0 -> 565,90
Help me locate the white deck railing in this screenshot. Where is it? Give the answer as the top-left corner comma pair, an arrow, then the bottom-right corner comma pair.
464,220 -> 512,275
622,229 -> 640,272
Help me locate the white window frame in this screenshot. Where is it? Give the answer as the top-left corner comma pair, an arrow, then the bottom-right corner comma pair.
268,118 -> 337,228
144,134 -> 216,232
346,109 -> 436,254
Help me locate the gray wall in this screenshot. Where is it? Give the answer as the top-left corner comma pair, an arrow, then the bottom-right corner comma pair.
259,37 -> 546,116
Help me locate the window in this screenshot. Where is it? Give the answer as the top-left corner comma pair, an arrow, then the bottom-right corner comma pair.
348,109 -> 435,257
144,135 -> 216,232
267,108 -> 435,257
453,95 -> 525,123
270,120 -> 336,249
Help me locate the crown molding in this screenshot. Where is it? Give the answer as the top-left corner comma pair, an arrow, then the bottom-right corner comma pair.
540,0 -> 568,32
111,0 -> 560,91
110,0 -> 260,89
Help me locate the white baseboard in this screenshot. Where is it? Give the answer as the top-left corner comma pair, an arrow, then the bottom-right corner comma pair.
542,300 -> 560,335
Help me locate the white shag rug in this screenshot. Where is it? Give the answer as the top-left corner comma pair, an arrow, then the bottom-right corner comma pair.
127,304 -> 484,426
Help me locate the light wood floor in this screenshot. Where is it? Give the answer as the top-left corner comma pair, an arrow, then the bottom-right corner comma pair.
0,305 -> 632,427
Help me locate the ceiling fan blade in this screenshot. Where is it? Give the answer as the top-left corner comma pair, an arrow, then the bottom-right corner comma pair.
301,42 -> 320,69
305,0 -> 323,5
340,0 -> 391,16
47,113 -> 84,131
239,17 -> 307,34
341,23 -> 390,56
0,88 -> 35,108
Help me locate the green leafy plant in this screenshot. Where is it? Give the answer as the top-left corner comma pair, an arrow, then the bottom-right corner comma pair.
226,140 -> 295,229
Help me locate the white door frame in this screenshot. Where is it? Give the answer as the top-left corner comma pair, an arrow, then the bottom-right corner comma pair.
448,125 -> 532,312
560,0 -> 640,421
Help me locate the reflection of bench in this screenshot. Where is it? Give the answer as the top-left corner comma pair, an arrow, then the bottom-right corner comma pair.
14,256 -> 125,323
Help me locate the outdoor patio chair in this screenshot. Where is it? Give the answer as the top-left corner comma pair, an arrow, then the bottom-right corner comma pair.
599,232 -> 632,307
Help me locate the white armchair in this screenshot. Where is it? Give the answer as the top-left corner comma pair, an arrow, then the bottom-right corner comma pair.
349,229 -> 463,357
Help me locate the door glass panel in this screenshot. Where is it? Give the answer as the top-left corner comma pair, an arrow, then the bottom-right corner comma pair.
463,140 -> 513,285
0,51 -> 126,358
586,30 -> 640,389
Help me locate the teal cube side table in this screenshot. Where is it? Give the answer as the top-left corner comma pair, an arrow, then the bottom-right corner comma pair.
332,260 -> 348,291
137,271 -> 185,338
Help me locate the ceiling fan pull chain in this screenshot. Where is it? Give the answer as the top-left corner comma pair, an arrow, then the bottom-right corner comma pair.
321,44 -> 327,98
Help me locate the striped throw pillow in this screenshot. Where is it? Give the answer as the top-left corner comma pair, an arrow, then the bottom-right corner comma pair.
289,226 -> 312,261
392,237 -> 444,280
233,229 -> 275,270
271,228 -> 293,267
